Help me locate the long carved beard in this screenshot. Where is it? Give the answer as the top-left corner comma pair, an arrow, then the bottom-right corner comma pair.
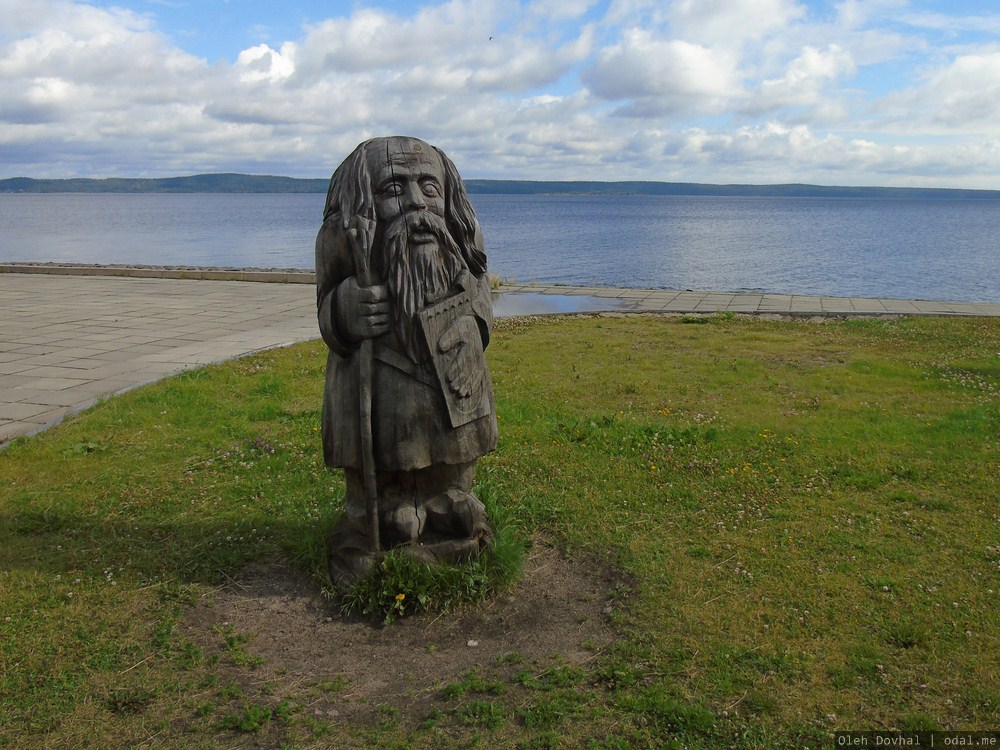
380,211 -> 467,362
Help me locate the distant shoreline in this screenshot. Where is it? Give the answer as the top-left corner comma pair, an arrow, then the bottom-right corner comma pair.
2,174 -> 1000,200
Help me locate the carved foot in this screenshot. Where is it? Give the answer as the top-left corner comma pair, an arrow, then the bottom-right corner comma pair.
400,534 -> 489,565
327,490 -> 494,589
424,489 -> 490,538
326,517 -> 380,588
381,503 -> 427,547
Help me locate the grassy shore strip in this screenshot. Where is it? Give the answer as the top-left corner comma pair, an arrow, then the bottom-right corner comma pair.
1,314 -> 999,749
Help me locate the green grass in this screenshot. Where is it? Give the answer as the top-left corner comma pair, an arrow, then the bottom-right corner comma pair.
2,314 -> 1000,748
337,477 -> 526,623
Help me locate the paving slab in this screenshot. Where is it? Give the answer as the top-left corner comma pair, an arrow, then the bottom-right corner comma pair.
758,297 -> 794,311
2,269 -> 999,444
0,274 -> 318,444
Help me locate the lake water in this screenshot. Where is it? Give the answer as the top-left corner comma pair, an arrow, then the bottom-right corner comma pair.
2,192 -> 999,303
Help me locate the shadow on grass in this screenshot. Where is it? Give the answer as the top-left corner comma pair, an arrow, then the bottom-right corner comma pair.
2,508 -> 331,584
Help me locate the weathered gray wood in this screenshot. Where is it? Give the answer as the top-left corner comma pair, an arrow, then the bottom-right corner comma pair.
316,136 -> 498,586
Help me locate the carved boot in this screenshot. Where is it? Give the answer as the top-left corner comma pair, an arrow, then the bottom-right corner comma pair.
424,489 -> 488,536
326,516 -> 378,588
381,502 -> 427,547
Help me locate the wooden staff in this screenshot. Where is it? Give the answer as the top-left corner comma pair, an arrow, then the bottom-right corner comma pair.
347,219 -> 380,553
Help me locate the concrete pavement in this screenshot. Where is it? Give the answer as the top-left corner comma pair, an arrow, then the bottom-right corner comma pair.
1,273 -> 317,443
2,268 -> 999,444
494,284 -> 1000,317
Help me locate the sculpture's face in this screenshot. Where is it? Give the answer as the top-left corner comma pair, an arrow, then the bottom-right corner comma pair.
370,139 -> 447,247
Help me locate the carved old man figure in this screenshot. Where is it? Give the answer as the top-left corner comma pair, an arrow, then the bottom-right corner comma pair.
316,136 -> 497,585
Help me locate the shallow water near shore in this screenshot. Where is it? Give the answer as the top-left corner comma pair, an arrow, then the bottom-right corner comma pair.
492,291 -> 636,316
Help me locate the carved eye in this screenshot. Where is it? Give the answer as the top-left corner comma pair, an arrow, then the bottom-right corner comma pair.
420,178 -> 443,198
380,181 -> 404,198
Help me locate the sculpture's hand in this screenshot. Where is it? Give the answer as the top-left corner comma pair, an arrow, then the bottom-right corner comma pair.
335,276 -> 390,342
438,315 -> 483,399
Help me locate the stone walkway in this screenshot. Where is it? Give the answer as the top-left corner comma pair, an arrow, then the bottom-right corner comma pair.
0,274 -> 316,443
2,269 -> 999,444
495,284 -> 1000,316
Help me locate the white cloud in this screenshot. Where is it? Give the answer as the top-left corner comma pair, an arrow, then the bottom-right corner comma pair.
919,52 -> 1000,126
0,0 -> 999,187
746,43 -> 856,115
0,2 -> 198,84
669,0 -> 806,46
235,43 -> 296,83
584,29 -> 742,116
293,3 -> 504,78
834,0 -> 907,30
653,123 -> 1000,187
0,0 -> 205,128
526,0 -> 599,22
898,10 -> 1000,36
876,51 -> 1000,134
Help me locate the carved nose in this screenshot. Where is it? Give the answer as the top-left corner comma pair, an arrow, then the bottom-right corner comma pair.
403,183 -> 425,210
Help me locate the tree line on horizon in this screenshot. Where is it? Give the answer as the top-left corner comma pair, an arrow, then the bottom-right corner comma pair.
1,173 -> 999,199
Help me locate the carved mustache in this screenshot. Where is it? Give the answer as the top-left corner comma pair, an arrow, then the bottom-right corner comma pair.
384,209 -> 452,243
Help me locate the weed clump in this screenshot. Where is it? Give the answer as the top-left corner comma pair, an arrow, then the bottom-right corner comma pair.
334,480 -> 526,623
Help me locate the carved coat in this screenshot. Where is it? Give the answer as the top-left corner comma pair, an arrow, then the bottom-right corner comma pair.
315,219 -> 498,473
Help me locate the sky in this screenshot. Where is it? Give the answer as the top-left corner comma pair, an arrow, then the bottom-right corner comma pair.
2,0 -> 1000,187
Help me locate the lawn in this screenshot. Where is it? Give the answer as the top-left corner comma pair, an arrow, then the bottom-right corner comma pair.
1,313 -> 998,748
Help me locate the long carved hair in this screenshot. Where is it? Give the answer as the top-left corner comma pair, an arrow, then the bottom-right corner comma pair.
322,136 -> 487,276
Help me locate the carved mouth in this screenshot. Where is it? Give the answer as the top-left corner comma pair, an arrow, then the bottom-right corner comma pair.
408,216 -> 438,244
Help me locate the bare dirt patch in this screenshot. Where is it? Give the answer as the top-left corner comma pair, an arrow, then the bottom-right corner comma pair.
181,543 -> 624,733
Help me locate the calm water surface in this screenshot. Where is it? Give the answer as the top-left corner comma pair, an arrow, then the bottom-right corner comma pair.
2,192 -> 999,302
